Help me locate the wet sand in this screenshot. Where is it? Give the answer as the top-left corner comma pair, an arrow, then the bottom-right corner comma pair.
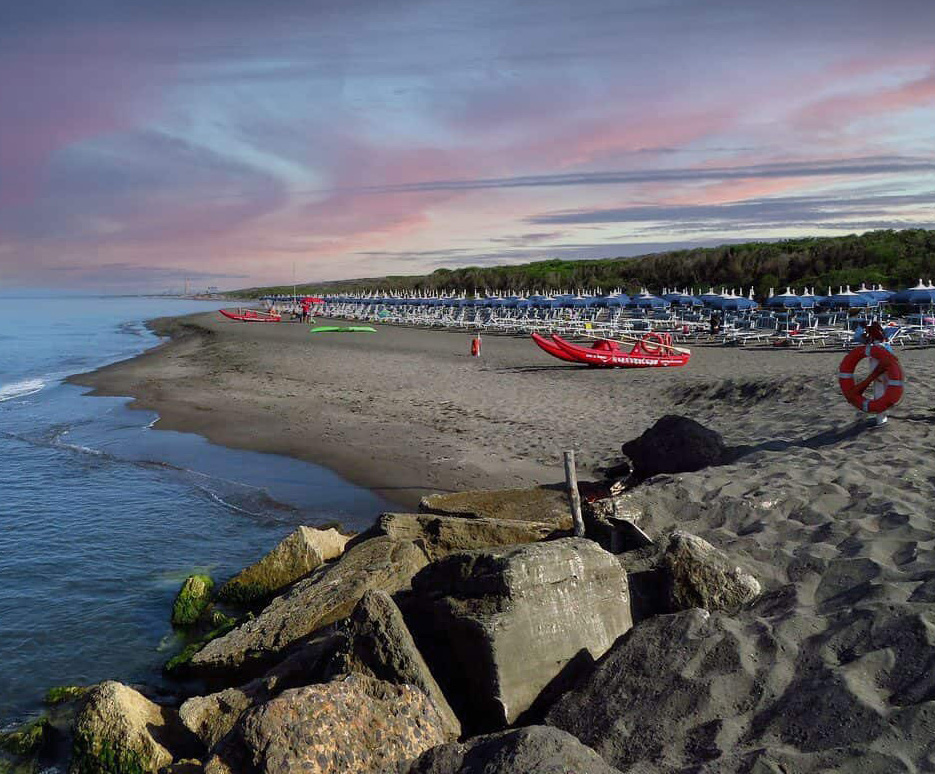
70,311 -> 935,768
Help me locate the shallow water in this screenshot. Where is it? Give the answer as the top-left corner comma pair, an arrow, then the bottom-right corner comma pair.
0,297 -> 391,725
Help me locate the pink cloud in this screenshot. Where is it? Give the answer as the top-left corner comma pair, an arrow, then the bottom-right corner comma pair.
795,70 -> 935,132
0,30 -> 169,207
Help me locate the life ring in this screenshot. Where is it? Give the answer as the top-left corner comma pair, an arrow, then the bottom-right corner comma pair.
838,344 -> 904,413
640,332 -> 666,354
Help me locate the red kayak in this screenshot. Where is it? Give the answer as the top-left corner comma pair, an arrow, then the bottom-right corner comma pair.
544,333 -> 690,368
531,332 -> 619,363
219,308 -> 281,323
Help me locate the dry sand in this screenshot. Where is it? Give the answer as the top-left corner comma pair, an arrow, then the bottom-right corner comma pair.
71,311 -> 935,770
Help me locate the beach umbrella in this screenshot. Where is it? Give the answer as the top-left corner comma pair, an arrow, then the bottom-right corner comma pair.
717,295 -> 758,311
699,288 -> 725,306
856,284 -> 894,302
826,286 -> 878,308
626,291 -> 669,309
766,288 -> 815,309
603,293 -> 631,307
662,291 -> 702,307
891,280 -> 935,306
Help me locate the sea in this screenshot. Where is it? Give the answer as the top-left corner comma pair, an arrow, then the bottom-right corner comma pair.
0,296 -> 392,727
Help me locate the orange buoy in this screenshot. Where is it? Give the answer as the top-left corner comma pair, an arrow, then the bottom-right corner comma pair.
471,337 -> 481,357
838,344 -> 904,414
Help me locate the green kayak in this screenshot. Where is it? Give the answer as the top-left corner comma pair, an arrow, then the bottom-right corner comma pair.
309,326 -> 376,333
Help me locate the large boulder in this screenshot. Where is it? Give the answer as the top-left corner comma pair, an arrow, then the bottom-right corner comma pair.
218,526 -> 349,605
662,531 -> 761,613
375,512 -> 555,560
206,675 -> 447,774
180,632 -> 342,749
190,537 -> 429,676
70,681 -> 201,774
620,415 -> 729,480
181,588 -> 463,749
172,575 -> 214,627
408,538 -> 632,733
333,590 -> 460,739
407,726 -> 623,774
419,487 -> 572,530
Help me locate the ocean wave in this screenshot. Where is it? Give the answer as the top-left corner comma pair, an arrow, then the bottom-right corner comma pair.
0,378 -> 46,402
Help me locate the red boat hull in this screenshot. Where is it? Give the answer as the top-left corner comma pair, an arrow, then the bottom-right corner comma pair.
219,309 -> 281,323
549,334 -> 690,368
531,333 -> 586,363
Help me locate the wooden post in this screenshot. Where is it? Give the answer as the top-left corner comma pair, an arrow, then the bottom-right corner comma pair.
564,450 -> 586,537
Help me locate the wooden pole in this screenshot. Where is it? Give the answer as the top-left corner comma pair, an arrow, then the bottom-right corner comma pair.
564,450 -> 586,537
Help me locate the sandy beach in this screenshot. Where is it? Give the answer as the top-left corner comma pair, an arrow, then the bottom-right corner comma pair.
66,310 -> 935,769
72,311 -> 935,509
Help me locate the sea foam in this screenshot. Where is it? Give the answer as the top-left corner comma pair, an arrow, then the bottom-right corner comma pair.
0,378 -> 45,402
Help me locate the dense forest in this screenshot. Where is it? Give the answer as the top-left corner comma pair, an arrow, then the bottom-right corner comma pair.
234,229 -> 935,299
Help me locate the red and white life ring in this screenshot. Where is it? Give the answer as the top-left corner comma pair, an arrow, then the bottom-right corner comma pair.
838,344 -> 904,414
640,332 -> 668,354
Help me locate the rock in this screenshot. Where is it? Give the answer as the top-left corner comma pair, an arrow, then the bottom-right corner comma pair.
546,610 -> 740,771
620,415 -> 729,480
178,688 -> 255,753
0,717 -> 50,757
70,681 -> 201,774
375,512 -> 556,560
207,675 -> 447,774
333,590 -> 460,739
407,726 -> 624,774
662,531 -> 761,613
189,537 -> 429,676
44,685 -> 92,706
172,575 -> 214,627
419,487 -> 572,530
218,526 -> 349,605
164,616 -> 240,676
179,632 -> 342,749
584,492 -> 655,554
408,538 -> 632,732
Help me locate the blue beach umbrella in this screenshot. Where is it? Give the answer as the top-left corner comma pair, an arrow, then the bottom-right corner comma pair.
718,295 -> 758,311
662,292 -> 702,307
766,289 -> 816,309
627,291 -> 669,309
892,280 -> 935,306
827,287 -> 878,308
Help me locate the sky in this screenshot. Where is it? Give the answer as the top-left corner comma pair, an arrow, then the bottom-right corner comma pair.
1,0 -> 934,292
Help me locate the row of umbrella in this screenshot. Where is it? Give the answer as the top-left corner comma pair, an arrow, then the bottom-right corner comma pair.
264,280 -> 935,310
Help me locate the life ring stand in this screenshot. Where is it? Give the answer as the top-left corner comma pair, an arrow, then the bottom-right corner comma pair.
838,344 -> 904,414
640,332 -> 668,354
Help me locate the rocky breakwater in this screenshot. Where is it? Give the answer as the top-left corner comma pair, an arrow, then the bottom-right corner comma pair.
7,423 -> 779,774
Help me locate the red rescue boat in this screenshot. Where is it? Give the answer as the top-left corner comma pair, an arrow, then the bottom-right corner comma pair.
219,308 -> 282,323
539,333 -> 690,368
531,332 -> 619,363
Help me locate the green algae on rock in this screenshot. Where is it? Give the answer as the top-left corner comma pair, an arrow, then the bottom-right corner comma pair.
217,527 -> 348,606
0,717 -> 49,758
171,576 -> 214,627
44,685 -> 91,706
164,616 -> 240,676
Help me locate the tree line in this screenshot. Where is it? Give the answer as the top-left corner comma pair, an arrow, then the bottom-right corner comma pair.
234,229 -> 935,299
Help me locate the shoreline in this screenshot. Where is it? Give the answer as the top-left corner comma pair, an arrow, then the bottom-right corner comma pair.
68,313 -> 563,509
69,310 -> 935,513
